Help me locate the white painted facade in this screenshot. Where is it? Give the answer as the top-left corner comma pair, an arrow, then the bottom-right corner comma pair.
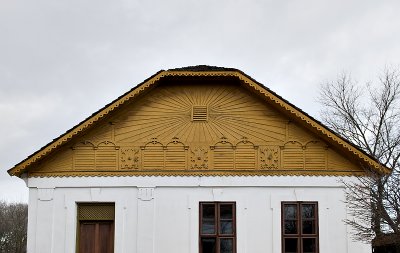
25,176 -> 370,253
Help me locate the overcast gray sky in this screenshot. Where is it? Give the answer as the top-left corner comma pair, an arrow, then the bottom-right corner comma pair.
1,0 -> 400,202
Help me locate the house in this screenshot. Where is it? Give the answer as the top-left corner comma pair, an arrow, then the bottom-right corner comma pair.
8,66 -> 389,253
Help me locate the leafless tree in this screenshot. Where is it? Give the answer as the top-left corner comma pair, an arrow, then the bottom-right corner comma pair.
0,201 -> 27,253
319,68 -> 400,250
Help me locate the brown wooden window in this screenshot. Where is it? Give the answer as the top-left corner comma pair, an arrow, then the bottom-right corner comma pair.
77,203 -> 115,253
199,202 -> 236,253
282,202 -> 319,253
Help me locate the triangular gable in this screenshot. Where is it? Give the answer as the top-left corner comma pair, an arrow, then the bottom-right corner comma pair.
8,66 -> 389,177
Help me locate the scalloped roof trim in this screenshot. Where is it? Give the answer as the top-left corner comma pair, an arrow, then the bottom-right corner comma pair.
28,170 -> 365,178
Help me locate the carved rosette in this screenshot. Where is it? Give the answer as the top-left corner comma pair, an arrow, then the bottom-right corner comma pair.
120,148 -> 140,169
190,147 -> 208,169
260,146 -> 280,169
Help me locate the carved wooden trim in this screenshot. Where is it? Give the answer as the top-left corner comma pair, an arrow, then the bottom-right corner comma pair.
28,170 -> 365,177
260,146 -> 280,170
190,147 -> 208,169
120,148 -> 140,170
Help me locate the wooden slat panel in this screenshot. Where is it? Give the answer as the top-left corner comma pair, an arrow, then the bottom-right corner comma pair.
214,146 -> 234,170
36,148 -> 73,172
83,124 -> 113,144
75,148 -> 95,171
282,142 -> 304,170
165,146 -> 186,170
96,148 -> 117,171
288,123 -> 314,143
305,143 -> 326,170
328,149 -> 360,171
143,144 -> 164,170
235,143 -> 256,170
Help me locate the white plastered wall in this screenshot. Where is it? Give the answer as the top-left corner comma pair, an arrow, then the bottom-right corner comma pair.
26,176 -> 370,253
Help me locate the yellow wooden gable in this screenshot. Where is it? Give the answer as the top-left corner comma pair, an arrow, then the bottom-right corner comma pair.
8,66 -> 389,177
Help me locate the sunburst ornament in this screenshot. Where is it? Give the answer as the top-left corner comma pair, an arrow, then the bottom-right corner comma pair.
114,83 -> 287,147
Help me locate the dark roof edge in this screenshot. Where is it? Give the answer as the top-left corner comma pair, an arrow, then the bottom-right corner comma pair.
168,65 -> 239,72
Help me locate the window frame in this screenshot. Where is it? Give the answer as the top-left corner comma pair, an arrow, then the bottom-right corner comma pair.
281,201 -> 319,253
76,202 -> 115,253
199,202 -> 237,253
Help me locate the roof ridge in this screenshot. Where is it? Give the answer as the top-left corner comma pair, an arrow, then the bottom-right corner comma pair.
168,65 -> 239,72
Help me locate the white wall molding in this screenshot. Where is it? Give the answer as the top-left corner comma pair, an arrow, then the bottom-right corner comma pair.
28,176 -> 351,189
38,188 -> 54,201
136,187 -> 155,253
137,187 -> 155,201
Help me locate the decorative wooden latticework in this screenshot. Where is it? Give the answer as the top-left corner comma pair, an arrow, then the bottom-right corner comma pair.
78,203 -> 115,221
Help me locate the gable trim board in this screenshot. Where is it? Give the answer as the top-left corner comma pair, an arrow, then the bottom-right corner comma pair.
7,66 -> 389,177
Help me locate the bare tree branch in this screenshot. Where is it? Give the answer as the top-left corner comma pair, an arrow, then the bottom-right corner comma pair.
319,68 -> 400,250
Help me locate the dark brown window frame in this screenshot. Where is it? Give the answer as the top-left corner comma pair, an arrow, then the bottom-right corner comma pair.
199,202 -> 236,253
281,201 -> 319,253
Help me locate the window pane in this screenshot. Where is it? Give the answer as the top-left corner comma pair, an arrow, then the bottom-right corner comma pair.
303,238 -> 316,253
284,220 -> 297,234
201,238 -> 216,253
220,238 -> 233,253
284,238 -> 298,253
220,204 -> 233,219
302,220 -> 316,234
284,205 -> 297,219
202,204 -> 216,234
220,220 -> 233,234
203,204 -> 215,219
301,204 -> 315,219
202,219 -> 215,234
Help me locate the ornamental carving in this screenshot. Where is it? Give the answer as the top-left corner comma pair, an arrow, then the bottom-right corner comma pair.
114,84 -> 287,145
190,147 -> 208,169
260,146 -> 280,169
120,148 -> 140,169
